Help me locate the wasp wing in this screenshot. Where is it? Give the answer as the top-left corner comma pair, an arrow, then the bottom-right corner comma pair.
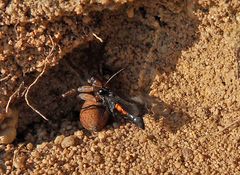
102,93 -> 145,129
111,94 -> 146,117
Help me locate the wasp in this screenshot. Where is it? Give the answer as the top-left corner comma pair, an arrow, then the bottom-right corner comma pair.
63,68 -> 145,131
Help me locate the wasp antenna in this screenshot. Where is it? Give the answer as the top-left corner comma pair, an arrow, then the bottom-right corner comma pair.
105,68 -> 126,86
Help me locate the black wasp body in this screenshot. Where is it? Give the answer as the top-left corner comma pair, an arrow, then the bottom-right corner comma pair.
97,87 -> 145,129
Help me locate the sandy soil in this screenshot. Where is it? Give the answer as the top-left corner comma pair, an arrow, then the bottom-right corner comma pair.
0,0 -> 240,174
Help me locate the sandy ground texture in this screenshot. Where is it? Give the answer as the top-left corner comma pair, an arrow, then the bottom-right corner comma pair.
1,0 -> 240,174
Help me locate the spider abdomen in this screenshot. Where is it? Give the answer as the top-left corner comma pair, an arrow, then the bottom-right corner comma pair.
80,101 -> 109,131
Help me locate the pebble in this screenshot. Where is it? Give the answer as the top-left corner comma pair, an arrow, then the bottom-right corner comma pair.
31,151 -> 40,158
174,161 -> 182,169
93,153 -> 102,164
61,135 -> 78,148
0,109 -> 18,144
13,155 -> 26,169
0,145 -> 5,151
54,135 -> 65,145
0,127 -> 17,145
74,130 -> 84,139
182,148 -> 194,161
98,132 -> 106,141
127,7 -> 135,18
26,143 -> 34,150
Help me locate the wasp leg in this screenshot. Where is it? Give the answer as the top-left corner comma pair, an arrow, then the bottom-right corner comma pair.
77,93 -> 97,102
77,86 -> 94,93
106,101 -> 115,114
112,111 -> 118,118
105,101 -> 118,119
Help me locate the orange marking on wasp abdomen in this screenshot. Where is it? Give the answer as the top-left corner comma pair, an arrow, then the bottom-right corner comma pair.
115,103 -> 128,115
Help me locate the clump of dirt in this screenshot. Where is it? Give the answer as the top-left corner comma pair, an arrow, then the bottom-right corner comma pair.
1,0 -> 240,174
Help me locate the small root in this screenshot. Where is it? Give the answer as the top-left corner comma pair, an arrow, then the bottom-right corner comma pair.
24,35 -> 55,121
93,32 -> 103,43
24,63 -> 49,121
0,74 -> 11,82
5,82 -> 24,113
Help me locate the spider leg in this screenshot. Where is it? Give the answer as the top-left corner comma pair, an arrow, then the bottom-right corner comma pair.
62,88 -> 77,98
77,93 -> 97,102
77,86 -> 94,93
105,99 -> 118,118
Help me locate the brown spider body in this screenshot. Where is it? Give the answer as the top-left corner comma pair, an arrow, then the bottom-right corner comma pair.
80,100 -> 109,131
